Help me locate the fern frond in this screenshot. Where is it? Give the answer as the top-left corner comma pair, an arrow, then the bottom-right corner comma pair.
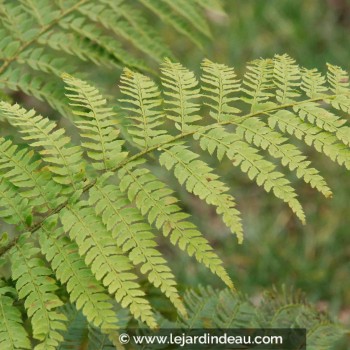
161,58 -> 202,132
194,127 -> 306,223
39,222 -> 119,333
118,159 -> 233,296
63,74 -> 128,171
0,178 -> 32,229
0,66 -> 71,117
241,58 -> 275,112
201,58 -> 241,121
0,137 -> 63,212
0,101 -> 85,190
88,177 -> 187,317
159,143 -> 244,244
0,282 -> 31,350
10,234 -> 67,349
119,68 -> 169,148
301,68 -> 328,98
269,110 -> 350,170
273,54 -> 301,104
59,201 -> 157,328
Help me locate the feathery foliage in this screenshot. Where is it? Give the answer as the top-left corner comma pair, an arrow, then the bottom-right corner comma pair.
0,0 -> 215,117
0,55 -> 349,348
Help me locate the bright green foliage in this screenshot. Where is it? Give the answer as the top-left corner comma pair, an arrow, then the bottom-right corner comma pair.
63,74 -> 128,170
119,68 -> 169,148
0,102 -> 85,190
159,143 -> 243,244
0,137 -> 62,213
0,0 -> 213,115
0,282 -> 31,350
10,234 -> 67,350
0,55 -> 349,347
161,58 -> 202,132
59,201 -> 157,328
88,177 -> 187,318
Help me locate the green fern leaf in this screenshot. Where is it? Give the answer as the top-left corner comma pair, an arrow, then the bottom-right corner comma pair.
234,118 -> 332,197
63,74 -> 128,171
241,58 -> 275,112
118,159 -> 232,301
10,234 -> 67,349
0,282 -> 31,350
0,101 -> 85,190
60,201 -> 157,328
201,58 -> 241,121
159,143 -> 244,244
0,137 -> 63,213
161,58 -> 202,132
273,54 -> 301,104
194,127 -> 306,223
88,177 -> 187,316
269,110 -> 350,170
0,179 -> 32,229
119,68 -> 169,148
39,222 -> 119,333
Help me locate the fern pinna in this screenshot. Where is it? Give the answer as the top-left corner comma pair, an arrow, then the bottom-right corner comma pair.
0,55 -> 349,348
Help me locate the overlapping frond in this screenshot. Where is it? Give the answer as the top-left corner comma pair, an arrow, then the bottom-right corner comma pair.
59,202 -> 157,328
159,143 -> 244,243
63,74 -> 127,171
0,137 -> 63,212
0,101 -> 85,190
0,0 -> 213,113
118,159 -> 234,289
0,282 -> 31,350
88,177 -> 187,317
10,234 -> 67,350
38,221 -> 120,333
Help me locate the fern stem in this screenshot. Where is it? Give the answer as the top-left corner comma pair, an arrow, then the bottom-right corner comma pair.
0,94 -> 335,257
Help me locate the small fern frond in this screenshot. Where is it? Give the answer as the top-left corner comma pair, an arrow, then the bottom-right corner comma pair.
161,58 -> 202,132
159,143 -> 243,244
88,177 -> 187,317
10,234 -> 67,350
59,202 -> 157,328
201,58 -> 241,121
241,58 -> 275,112
39,221 -> 119,333
0,282 -> 31,350
63,74 -> 127,171
273,54 -> 301,104
119,68 -> 169,148
0,137 -> 63,212
0,101 -> 85,190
